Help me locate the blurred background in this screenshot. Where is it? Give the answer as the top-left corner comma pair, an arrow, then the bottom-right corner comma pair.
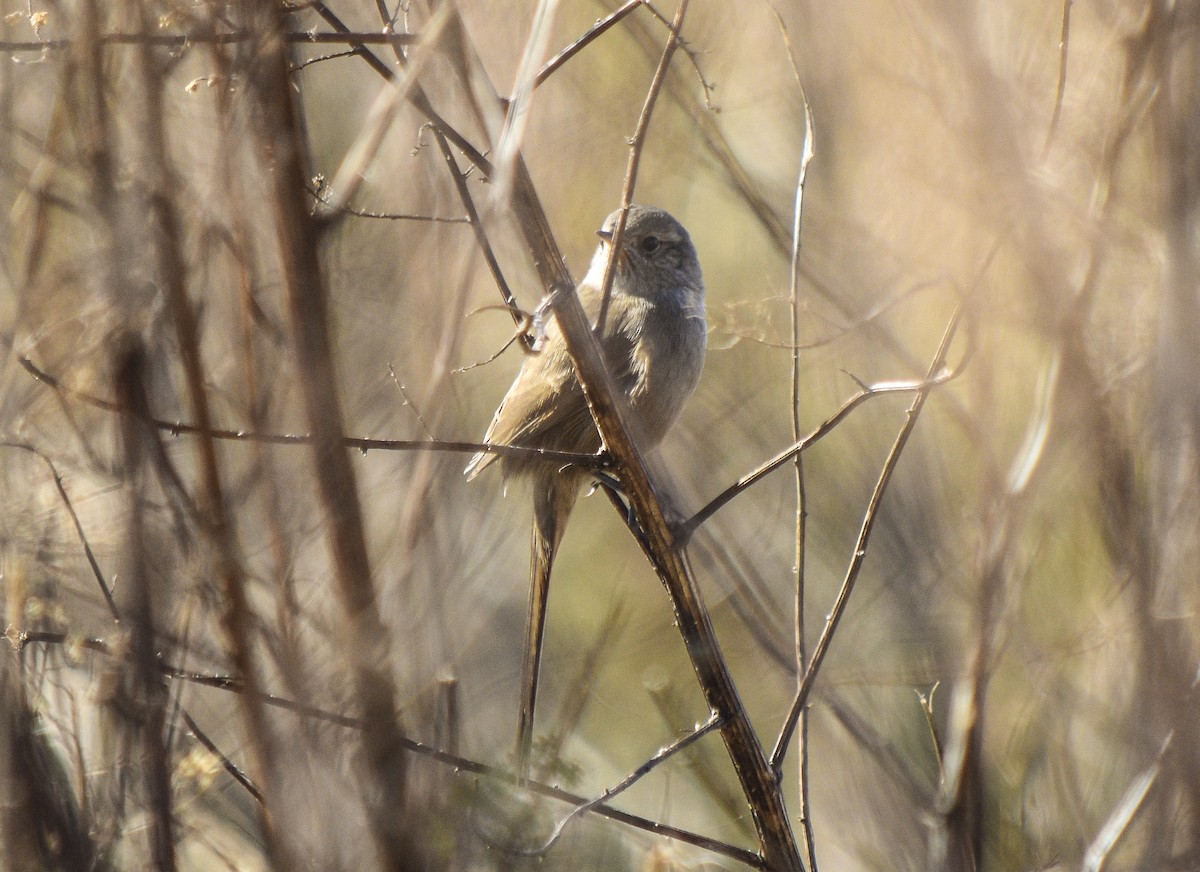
1,0 -> 1197,869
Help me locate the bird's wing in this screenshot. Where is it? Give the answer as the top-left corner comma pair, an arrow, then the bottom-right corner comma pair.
465,336 -> 594,478
465,290 -> 646,479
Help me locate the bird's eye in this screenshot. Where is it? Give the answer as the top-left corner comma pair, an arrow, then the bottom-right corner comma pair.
639,235 -> 661,255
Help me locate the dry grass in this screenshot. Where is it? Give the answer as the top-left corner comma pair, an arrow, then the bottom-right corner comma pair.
1,1 -> 1197,870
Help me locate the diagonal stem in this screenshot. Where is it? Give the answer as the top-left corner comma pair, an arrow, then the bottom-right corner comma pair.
596,0 -> 687,334
770,298 -> 966,770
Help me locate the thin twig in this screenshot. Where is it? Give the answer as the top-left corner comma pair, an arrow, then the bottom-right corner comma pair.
313,8 -> 449,224
685,370 -> 958,536
307,4 -> 398,80
431,125 -> 529,346
387,364 -> 436,440
17,355 -> 602,466
526,712 -> 724,854
639,1 -> 716,107
292,48 -> 358,71
0,443 -> 120,621
777,6 -> 819,862
531,0 -> 644,90
306,188 -> 470,222
770,297 -> 968,770
1043,0 -> 1074,155
0,29 -> 419,53
595,0 -> 688,335
181,711 -> 264,805
452,318 -> 529,372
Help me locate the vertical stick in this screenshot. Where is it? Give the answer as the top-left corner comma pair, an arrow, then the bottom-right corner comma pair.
113,351 -> 178,872
241,0 -> 413,865
788,87 -> 818,872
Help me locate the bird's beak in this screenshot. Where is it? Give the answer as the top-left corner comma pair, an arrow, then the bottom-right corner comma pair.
596,228 -> 627,268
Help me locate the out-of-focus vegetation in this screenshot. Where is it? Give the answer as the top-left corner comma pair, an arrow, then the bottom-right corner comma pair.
1,1 -> 1197,870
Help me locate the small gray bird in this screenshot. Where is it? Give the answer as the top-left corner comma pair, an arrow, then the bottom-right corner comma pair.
465,204 -> 707,775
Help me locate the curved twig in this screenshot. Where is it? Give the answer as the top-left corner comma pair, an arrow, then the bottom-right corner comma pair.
769,297 -> 967,771
684,369 -> 959,537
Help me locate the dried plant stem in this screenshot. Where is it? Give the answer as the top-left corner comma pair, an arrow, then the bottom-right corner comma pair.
182,711 -> 264,805
113,352 -> 178,872
530,712 -> 723,853
18,629 -> 762,868
595,0 -> 687,334
242,0 -> 413,865
787,70 -> 818,872
549,285 -> 804,871
686,371 -> 956,536
0,443 -> 118,620
532,0 -> 645,89
19,353 -> 602,465
129,3 -> 282,861
772,296 -> 966,770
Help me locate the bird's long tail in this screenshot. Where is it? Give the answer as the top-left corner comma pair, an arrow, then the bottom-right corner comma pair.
516,477 -> 574,779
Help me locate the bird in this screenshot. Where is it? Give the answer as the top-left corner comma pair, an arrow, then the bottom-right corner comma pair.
465,204 -> 707,776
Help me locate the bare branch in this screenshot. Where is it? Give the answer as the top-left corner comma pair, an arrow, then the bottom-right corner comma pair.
532,1 -> 645,90
777,5 -> 818,863
771,295 -> 967,770
181,711 -> 264,805
313,9 -> 449,223
685,370 -> 957,536
0,443 -> 119,621
17,355 -> 604,466
596,0 -> 689,334
0,29 -> 419,53
527,712 -> 724,855
17,631 -> 764,868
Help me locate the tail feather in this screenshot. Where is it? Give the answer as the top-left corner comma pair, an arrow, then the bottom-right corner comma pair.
515,475 -> 578,778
